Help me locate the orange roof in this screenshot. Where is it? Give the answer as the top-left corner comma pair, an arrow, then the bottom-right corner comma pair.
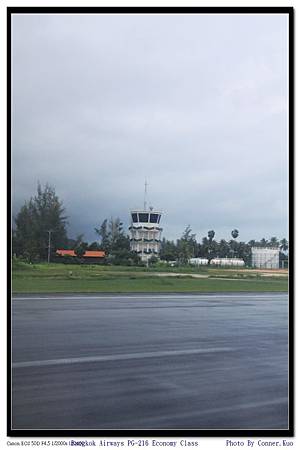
56,250 -> 76,256
84,251 -> 105,258
56,249 -> 105,258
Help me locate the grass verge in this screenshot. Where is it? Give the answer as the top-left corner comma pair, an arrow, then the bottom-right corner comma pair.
12,262 -> 288,293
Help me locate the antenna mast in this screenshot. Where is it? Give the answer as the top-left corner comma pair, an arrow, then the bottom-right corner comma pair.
144,179 -> 148,210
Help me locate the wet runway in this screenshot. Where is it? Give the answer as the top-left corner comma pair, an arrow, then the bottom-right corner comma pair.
11,293 -> 289,430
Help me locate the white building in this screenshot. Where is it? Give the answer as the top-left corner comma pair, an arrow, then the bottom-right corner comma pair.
251,247 -> 279,269
210,258 -> 245,267
189,258 -> 245,267
129,209 -> 163,263
189,258 -> 209,266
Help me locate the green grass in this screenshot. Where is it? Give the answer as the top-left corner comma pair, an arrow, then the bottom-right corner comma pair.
11,262 -> 288,293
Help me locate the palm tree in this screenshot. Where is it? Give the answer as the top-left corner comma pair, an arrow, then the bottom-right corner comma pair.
200,237 -> 210,258
208,230 -> 215,241
280,238 -> 288,252
260,238 -> 268,248
207,231 -> 215,264
231,229 -> 239,239
230,229 -> 239,258
269,236 -> 279,248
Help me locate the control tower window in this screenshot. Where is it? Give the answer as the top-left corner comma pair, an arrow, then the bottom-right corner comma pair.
138,213 -> 149,222
150,213 -> 158,223
131,213 -> 138,223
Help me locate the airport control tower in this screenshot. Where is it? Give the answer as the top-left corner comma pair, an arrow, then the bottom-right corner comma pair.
129,182 -> 163,263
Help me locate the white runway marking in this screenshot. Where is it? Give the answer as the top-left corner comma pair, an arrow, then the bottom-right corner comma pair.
12,347 -> 234,369
12,294 -> 283,301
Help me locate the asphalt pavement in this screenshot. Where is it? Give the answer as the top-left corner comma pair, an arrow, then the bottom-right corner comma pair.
11,293 -> 289,430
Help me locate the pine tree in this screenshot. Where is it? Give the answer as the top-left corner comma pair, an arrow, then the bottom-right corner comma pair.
13,183 -> 68,262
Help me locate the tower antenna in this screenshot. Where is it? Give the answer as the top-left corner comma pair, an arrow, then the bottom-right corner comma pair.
144,179 -> 148,210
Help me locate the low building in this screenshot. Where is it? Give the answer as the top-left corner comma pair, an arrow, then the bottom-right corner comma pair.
210,258 -> 245,267
251,247 -> 279,269
56,249 -> 105,263
189,258 -> 209,266
189,257 -> 245,267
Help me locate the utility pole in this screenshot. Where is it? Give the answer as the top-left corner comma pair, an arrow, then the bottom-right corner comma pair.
47,230 -> 53,263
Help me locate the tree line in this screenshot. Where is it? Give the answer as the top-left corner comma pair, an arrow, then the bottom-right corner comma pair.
12,183 -> 289,266
161,226 -> 288,266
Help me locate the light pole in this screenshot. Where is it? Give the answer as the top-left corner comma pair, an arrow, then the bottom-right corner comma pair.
47,230 -> 53,263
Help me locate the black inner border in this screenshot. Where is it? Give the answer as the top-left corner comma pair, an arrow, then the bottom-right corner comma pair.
7,5 -> 294,439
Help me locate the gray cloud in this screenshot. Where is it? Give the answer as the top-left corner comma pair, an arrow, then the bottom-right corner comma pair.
12,12 -> 289,243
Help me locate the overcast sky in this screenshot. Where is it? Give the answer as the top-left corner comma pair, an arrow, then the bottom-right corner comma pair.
12,12 -> 289,243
